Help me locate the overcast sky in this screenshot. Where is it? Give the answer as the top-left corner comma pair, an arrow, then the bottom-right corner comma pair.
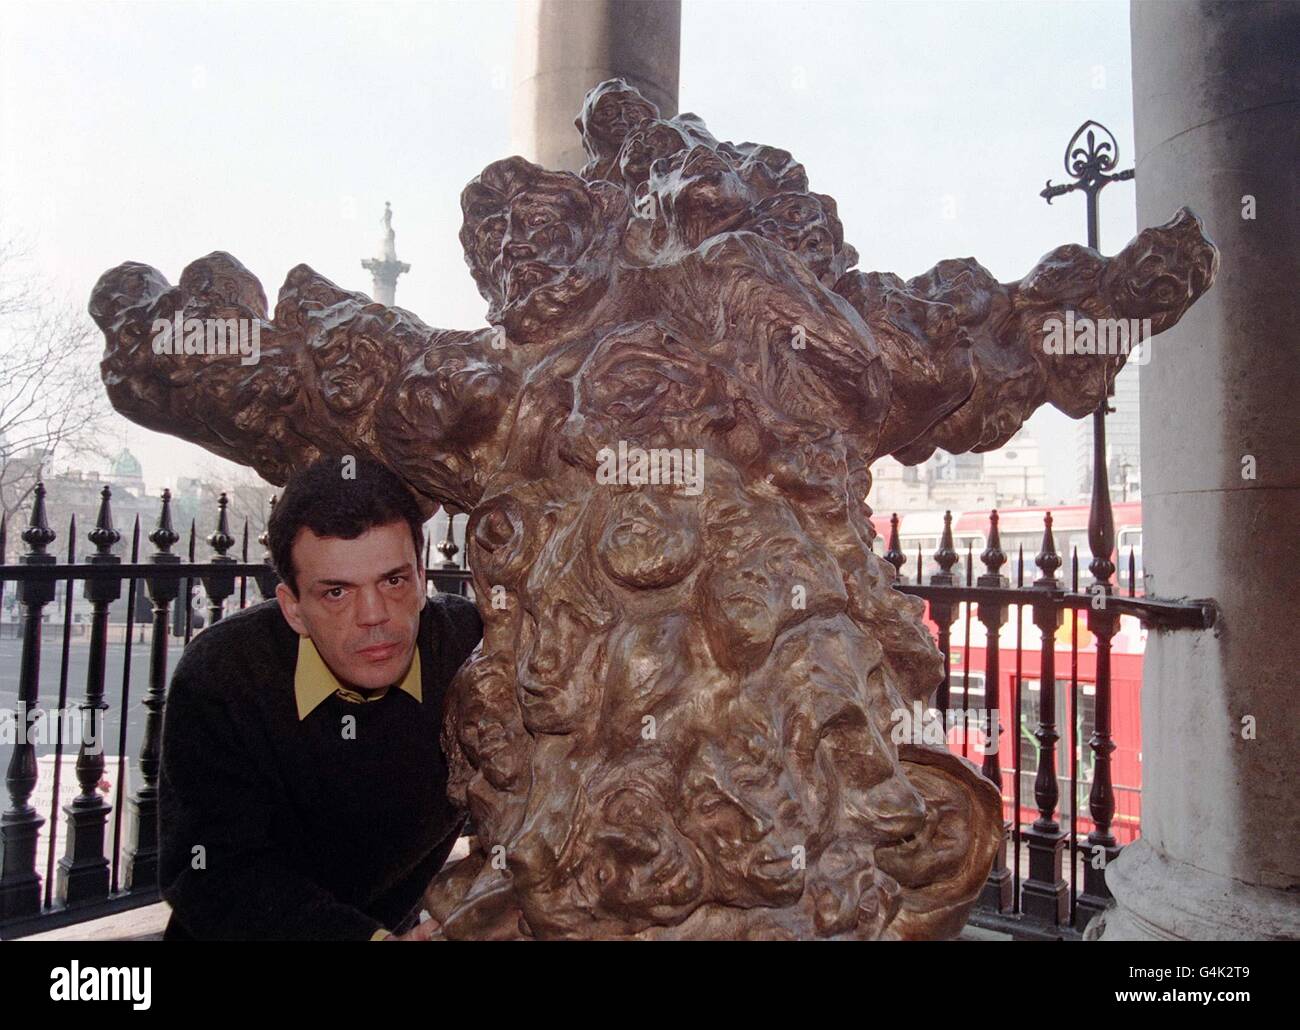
0,0 -> 1140,502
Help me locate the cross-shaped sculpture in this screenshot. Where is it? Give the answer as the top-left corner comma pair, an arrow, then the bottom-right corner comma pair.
89,80 -> 1216,939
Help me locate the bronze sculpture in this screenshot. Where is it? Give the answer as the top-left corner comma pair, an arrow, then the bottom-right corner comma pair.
89,80 -> 1217,939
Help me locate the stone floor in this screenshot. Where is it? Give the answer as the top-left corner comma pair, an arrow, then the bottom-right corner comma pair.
13,902 -> 1008,941
11,829 -> 1009,941
18,902 -> 170,941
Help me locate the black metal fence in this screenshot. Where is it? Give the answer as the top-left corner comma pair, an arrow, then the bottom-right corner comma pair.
0,477 -> 1212,940
880,508 -> 1213,938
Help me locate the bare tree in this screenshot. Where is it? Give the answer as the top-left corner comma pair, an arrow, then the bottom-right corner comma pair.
192,458 -> 278,560
0,234 -> 111,534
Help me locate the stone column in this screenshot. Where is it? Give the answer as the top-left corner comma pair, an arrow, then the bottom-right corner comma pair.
361,201 -> 410,307
511,0 -> 681,171
1095,0 -> 1300,940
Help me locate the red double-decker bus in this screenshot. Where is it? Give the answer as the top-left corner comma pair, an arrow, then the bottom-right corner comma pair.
871,503 -> 1145,844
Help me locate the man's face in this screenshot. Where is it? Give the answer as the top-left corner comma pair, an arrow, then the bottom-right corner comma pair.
276,520 -> 425,691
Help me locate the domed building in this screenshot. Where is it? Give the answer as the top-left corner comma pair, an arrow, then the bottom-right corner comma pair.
108,447 -> 145,497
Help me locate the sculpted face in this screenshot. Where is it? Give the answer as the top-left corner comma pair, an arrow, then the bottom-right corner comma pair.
574,778 -> 707,927
679,733 -> 807,907
515,599 -> 607,732
617,119 -> 693,190
456,654 -> 528,790
651,144 -> 751,249
309,328 -> 386,413
460,157 -> 624,342
512,505 -> 616,734
725,143 -> 810,199
743,192 -> 841,284
493,186 -> 594,311
597,491 -> 701,590
578,81 -> 659,164
1100,207 -> 1219,332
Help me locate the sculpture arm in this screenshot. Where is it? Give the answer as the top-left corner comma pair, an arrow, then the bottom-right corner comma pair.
840,208 -> 1218,462
89,252 -> 518,511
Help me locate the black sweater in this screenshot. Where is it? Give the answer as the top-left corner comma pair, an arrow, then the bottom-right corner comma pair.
157,593 -> 482,940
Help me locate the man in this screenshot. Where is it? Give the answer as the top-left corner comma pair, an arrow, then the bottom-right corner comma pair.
158,457 -> 482,940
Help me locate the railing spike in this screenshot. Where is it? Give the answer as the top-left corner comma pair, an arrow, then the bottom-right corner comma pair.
23,481 -> 56,556
150,488 -> 179,556
884,513 -> 905,581
980,509 -> 1006,580
208,493 -> 235,558
437,513 -> 461,569
1035,510 -> 1062,587
88,485 -> 120,557
932,510 -> 959,584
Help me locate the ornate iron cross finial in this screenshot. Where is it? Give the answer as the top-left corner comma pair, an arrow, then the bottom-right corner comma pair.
1040,120 -> 1134,251
1039,120 -> 1132,595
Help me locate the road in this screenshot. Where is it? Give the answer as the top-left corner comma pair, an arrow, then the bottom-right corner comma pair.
0,632 -> 184,764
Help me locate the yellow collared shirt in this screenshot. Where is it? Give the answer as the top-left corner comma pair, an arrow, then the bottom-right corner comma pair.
293,636 -> 424,938
292,636 -> 422,721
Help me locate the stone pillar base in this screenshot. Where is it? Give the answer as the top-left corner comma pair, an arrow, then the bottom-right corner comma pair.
1088,839 -> 1299,941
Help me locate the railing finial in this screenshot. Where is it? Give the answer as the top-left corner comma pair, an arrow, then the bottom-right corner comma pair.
884,513 -> 905,581
1035,510 -> 1062,587
932,510 -> 958,584
437,512 -> 460,568
979,509 -> 1006,582
150,488 -> 180,558
208,492 -> 236,558
22,481 -> 56,559
88,484 -> 120,559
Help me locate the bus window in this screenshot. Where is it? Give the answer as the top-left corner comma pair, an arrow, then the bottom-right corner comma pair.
947,671 -> 985,698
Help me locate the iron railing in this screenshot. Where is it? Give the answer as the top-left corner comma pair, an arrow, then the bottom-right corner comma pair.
0,476 -> 1213,940
879,507 -> 1213,939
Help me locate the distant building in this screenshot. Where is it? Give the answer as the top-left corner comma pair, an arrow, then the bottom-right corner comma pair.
109,447 -> 146,497
1074,362 -> 1141,502
867,428 -> 1048,516
982,429 -> 1048,507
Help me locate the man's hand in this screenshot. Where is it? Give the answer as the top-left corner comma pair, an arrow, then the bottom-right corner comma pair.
385,914 -> 442,940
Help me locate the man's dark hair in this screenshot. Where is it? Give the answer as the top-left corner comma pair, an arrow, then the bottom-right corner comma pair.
268,457 -> 425,595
